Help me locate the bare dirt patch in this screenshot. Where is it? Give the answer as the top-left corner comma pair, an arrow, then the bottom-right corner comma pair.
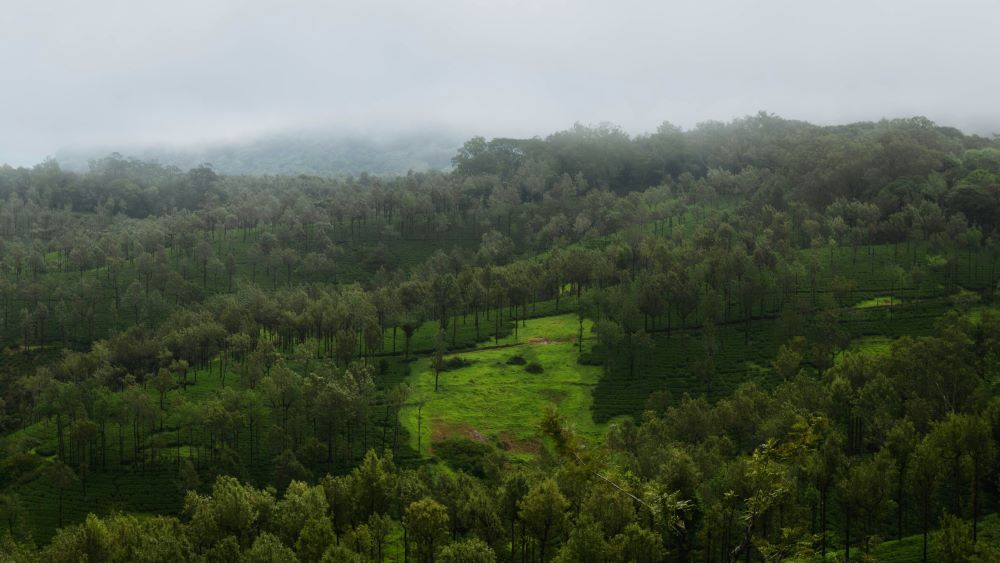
497,431 -> 541,454
430,420 -> 487,450
541,389 -> 567,404
528,336 -> 570,345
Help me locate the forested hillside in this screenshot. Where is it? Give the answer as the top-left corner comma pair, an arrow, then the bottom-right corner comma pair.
2,114 -> 1000,562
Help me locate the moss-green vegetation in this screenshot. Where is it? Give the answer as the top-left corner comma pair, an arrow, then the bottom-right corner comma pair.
855,513 -> 1000,563
590,295 -> 953,420
854,295 -> 897,308
834,336 -> 893,364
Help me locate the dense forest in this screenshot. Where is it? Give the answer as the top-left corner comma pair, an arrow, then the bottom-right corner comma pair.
2,114 -> 1000,562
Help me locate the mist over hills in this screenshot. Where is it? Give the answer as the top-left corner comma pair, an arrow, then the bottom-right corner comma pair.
54,128 -> 465,177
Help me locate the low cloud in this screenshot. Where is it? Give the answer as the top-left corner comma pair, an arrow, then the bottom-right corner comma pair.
2,0 -> 998,166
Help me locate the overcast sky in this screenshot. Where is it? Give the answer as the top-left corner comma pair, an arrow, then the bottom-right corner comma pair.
2,0 -> 999,166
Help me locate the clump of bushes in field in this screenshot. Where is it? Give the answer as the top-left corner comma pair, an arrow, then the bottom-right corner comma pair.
506,355 -> 526,365
0,451 -> 44,482
433,437 -> 502,478
443,357 -> 472,371
524,362 -> 544,374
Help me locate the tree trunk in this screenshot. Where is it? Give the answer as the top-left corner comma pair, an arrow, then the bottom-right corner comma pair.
820,490 -> 828,557
844,506 -> 851,563
972,457 -> 979,543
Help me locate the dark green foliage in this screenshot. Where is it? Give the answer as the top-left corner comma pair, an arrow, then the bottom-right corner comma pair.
443,357 -> 472,371
432,438 -> 499,479
505,355 -> 526,365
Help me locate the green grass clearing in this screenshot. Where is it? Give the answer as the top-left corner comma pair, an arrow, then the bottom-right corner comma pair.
854,295 -> 901,308
834,336 -> 894,364
400,314 -> 616,460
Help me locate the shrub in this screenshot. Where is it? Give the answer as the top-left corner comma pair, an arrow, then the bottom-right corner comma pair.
0,452 -> 43,483
506,355 -> 526,365
525,362 -> 544,374
434,438 -> 499,478
444,357 -> 471,370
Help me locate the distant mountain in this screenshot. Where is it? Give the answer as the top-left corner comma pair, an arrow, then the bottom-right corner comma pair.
56,129 -> 464,176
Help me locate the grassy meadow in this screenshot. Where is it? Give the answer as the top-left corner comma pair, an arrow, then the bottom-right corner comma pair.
400,314 -> 620,460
